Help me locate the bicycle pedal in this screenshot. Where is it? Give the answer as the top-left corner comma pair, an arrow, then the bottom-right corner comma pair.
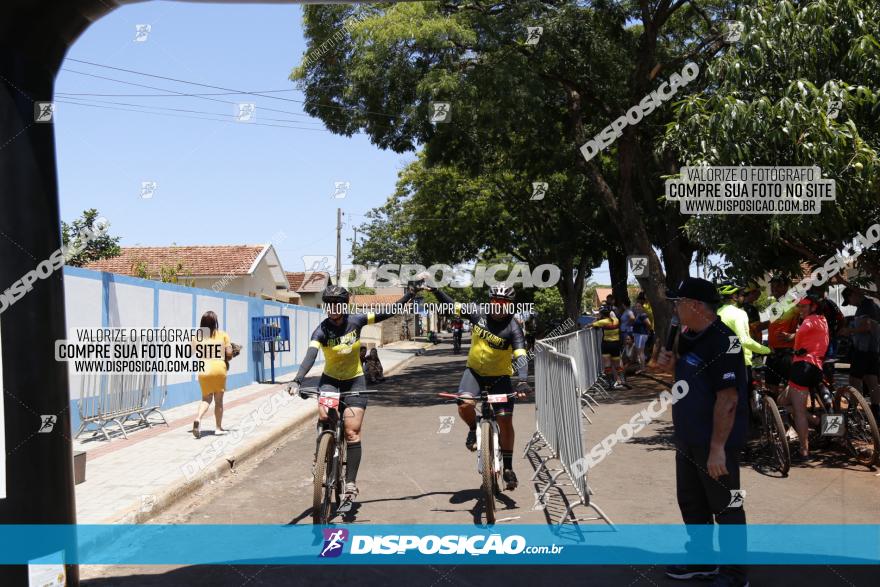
337,499 -> 354,514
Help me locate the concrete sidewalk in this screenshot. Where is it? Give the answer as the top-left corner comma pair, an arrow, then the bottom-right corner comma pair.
73,340 -> 433,524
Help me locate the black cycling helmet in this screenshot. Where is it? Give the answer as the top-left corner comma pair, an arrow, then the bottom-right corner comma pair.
321,285 -> 350,304
489,283 -> 516,301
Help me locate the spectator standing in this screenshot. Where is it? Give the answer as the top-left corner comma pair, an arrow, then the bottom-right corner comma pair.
632,301 -> 653,370
783,294 -> 829,461
739,284 -> 762,343
590,306 -> 625,389
655,278 -> 748,587
637,291 -> 657,360
757,275 -> 799,397
364,348 -> 385,384
193,310 -> 233,439
717,283 -> 770,423
841,287 -> 880,422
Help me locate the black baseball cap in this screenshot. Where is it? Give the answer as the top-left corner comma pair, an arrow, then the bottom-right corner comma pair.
666,277 -> 721,304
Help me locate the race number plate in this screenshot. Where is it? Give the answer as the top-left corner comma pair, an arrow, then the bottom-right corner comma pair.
820,414 -> 845,436
319,391 -> 340,409
487,394 -> 508,404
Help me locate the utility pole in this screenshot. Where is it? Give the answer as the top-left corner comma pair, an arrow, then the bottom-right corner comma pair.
336,208 -> 343,283
353,227 -> 358,256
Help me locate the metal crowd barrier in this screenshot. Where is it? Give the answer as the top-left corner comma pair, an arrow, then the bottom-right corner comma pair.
75,373 -> 169,441
524,329 -> 613,526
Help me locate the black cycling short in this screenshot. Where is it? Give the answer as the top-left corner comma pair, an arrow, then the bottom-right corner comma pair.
765,350 -> 793,386
788,360 -> 824,391
850,350 -> 880,378
318,373 -> 368,410
601,340 -> 621,358
457,368 -> 514,416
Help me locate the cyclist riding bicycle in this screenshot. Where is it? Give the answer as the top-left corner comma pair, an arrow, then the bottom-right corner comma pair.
451,316 -> 464,349
288,284 -> 417,501
425,280 -> 531,491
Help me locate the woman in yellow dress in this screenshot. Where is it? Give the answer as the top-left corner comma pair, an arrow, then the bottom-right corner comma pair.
192,310 -> 232,439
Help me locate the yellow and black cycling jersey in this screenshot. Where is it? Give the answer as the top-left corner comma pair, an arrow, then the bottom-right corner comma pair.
308,313 -> 376,380
592,317 -> 620,342
433,289 -> 527,377
294,291 -> 415,383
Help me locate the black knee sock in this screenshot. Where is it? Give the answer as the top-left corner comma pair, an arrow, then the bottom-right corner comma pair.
345,441 -> 362,484
469,423 -> 477,431
502,450 -> 513,470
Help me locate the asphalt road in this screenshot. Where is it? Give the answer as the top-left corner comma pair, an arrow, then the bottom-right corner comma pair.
81,335 -> 880,586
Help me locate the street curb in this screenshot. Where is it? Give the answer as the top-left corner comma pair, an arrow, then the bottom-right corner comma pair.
107,389 -> 317,526
380,342 -> 435,378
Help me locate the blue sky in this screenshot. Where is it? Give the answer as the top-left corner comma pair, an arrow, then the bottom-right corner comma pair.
54,1 -> 637,285
56,1 -> 414,276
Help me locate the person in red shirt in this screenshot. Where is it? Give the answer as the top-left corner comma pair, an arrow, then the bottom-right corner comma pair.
783,293 -> 829,461
758,275 -> 800,396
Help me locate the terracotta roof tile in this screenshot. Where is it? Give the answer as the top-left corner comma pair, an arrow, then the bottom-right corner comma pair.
286,271 -> 330,292
84,245 -> 266,277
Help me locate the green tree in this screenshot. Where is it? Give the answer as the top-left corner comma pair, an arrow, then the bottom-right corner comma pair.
292,0 -> 736,333
664,0 -> 880,286
61,208 -> 121,267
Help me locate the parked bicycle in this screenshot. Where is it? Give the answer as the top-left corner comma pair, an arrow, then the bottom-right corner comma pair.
776,361 -> 880,468
438,389 -> 516,525
751,365 -> 791,475
288,385 -> 379,524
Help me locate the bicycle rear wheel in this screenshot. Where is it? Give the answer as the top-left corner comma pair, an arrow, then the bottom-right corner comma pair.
480,420 -> 497,525
762,395 -> 790,475
313,432 -> 336,524
834,386 -> 880,467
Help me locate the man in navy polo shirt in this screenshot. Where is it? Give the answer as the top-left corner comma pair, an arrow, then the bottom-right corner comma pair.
655,277 -> 748,587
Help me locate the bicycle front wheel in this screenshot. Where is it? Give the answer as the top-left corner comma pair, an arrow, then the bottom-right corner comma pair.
834,386 -> 880,467
481,420 -> 497,525
762,395 -> 790,475
313,432 -> 336,524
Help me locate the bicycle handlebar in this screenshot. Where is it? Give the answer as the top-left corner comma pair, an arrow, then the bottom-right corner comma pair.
437,391 -> 518,401
296,387 -> 381,396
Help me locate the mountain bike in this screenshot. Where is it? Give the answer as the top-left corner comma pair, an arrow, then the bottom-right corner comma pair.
751,365 -> 790,475
438,389 -> 517,525
289,385 -> 379,523
452,329 -> 462,353
777,361 -> 879,468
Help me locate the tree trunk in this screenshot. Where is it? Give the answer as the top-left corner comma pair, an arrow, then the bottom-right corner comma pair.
582,157 -> 671,342
662,234 -> 694,288
556,258 -> 589,323
608,248 -> 628,304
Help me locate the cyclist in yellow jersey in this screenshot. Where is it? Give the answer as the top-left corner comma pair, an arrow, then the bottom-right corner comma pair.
289,284 -> 416,500
591,306 -> 625,389
428,282 -> 531,490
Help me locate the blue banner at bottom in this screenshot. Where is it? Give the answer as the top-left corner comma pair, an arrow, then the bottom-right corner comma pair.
3,524 -> 879,565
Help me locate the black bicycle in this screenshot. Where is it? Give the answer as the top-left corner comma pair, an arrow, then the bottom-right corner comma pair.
452,328 -> 463,354
776,361 -> 879,468
288,385 -> 378,524
438,388 -> 518,525
751,365 -> 791,475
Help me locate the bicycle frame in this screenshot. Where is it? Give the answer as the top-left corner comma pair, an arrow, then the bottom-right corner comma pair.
475,397 -> 503,477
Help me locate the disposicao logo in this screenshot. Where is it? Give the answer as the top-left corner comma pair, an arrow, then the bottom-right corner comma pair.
349,534 -> 526,555
319,528 -> 349,558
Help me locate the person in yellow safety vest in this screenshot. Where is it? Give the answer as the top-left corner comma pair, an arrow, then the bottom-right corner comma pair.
717,283 -> 771,423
